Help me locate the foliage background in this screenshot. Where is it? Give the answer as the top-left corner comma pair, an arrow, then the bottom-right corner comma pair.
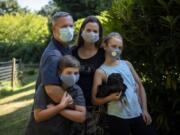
0,0 -> 180,134
0,13 -> 49,62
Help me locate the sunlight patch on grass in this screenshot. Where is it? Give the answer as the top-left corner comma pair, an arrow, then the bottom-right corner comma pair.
19,81 -> 35,90
0,89 -> 34,105
0,99 -> 33,116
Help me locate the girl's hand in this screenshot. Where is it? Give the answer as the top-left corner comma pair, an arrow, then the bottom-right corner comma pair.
108,92 -> 122,101
142,110 -> 152,125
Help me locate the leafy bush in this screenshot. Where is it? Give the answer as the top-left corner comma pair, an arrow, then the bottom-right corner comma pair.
103,0 -> 180,134
0,13 -> 50,62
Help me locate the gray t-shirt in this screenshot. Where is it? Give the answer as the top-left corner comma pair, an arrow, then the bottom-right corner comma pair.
25,84 -> 85,135
34,84 -> 85,109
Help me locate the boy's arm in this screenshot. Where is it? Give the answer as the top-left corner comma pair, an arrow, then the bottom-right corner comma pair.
34,91 -> 72,123
126,61 -> 152,125
92,69 -> 121,105
34,103 -> 65,123
59,105 -> 86,123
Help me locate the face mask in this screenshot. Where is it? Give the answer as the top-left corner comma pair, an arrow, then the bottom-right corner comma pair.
60,74 -> 79,88
59,27 -> 74,42
107,48 -> 121,60
81,31 -> 99,43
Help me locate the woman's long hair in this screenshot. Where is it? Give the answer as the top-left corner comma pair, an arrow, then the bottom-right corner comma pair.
77,16 -> 103,48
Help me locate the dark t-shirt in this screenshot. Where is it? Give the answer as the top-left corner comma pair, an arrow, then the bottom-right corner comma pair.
72,47 -> 105,106
25,84 -> 85,135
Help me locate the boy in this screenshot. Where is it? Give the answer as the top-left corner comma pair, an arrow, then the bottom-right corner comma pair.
25,55 -> 86,135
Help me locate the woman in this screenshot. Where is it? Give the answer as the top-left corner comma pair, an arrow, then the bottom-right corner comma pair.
72,16 -> 105,135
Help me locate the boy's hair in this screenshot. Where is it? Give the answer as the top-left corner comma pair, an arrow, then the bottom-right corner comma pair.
104,32 -> 123,45
59,55 -> 80,72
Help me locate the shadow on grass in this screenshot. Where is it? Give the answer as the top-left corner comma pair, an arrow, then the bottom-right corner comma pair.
0,103 -> 33,135
0,73 -> 36,135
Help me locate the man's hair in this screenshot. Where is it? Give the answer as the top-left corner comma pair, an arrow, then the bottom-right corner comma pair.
59,55 -> 80,72
52,11 -> 71,26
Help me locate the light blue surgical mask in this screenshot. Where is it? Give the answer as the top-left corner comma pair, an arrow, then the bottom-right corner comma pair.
81,31 -> 99,43
107,48 -> 121,60
59,27 -> 74,42
60,74 -> 79,88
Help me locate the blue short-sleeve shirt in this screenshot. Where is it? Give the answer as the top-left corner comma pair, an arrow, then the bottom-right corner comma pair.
35,37 -> 72,90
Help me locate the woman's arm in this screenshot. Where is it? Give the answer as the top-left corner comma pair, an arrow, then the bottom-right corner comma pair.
91,69 -> 121,105
59,105 -> 86,123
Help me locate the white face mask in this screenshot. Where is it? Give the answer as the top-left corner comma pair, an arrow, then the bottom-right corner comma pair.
107,48 -> 121,60
81,31 -> 99,43
59,27 -> 74,42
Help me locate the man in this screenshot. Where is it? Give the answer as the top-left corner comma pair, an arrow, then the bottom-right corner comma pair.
25,12 -> 77,135
36,11 -> 74,103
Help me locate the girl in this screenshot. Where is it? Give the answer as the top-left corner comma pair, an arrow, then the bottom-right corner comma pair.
25,55 -> 86,135
92,32 -> 156,135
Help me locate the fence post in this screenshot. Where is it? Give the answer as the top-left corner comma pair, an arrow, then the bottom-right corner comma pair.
11,58 -> 16,90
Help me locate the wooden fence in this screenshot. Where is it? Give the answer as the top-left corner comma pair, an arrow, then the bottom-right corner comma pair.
0,58 -> 21,90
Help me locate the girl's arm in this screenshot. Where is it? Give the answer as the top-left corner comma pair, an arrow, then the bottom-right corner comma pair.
59,105 -> 86,123
34,92 -> 71,123
126,61 -> 148,111
126,61 -> 152,125
92,69 -> 121,105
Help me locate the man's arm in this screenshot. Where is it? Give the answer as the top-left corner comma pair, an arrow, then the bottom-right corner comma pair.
45,85 -> 64,103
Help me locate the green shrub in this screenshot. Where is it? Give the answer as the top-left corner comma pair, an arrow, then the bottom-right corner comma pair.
104,0 -> 180,134
0,13 -> 50,62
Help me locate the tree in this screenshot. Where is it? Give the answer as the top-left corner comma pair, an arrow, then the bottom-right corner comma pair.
53,0 -> 111,20
38,1 -> 59,17
0,0 -> 25,15
0,13 -> 50,62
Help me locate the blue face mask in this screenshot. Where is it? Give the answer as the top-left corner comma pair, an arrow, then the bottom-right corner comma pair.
60,74 -> 80,88
59,27 -> 74,42
107,48 -> 121,60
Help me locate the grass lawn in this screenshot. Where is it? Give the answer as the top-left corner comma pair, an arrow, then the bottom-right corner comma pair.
0,68 -> 37,135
